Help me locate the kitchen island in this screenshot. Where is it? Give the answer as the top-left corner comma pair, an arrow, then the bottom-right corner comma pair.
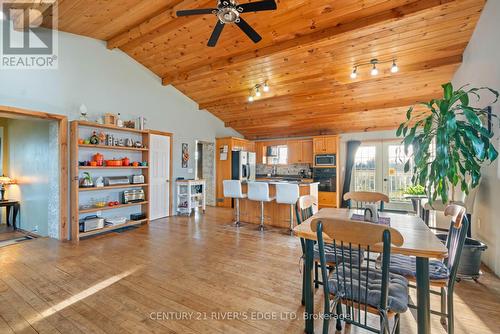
236,179 -> 319,229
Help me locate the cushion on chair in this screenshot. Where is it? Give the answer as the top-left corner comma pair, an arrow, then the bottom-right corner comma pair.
328,265 -> 409,314
389,254 -> 449,280
314,243 -> 365,266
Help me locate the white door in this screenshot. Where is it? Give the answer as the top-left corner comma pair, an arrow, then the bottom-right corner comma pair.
351,141 -> 413,211
150,134 -> 171,220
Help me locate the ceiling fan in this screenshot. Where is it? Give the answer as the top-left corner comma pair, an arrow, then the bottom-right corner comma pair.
176,0 -> 277,47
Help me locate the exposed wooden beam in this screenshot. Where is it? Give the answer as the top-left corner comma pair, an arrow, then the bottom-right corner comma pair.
162,0 -> 456,85
197,55 -> 462,109
107,0 -> 211,50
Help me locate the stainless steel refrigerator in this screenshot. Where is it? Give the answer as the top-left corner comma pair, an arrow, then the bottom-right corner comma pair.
231,151 -> 256,181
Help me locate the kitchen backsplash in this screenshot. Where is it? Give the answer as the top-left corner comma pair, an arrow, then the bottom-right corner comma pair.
256,163 -> 312,176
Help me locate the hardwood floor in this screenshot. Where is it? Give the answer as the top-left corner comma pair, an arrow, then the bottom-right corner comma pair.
0,207 -> 498,333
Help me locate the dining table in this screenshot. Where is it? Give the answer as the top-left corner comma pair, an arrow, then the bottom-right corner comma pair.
293,208 -> 448,334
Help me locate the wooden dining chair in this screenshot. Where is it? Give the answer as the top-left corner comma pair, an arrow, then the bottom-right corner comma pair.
312,218 -> 407,334
389,204 -> 469,334
295,196 -> 364,292
344,191 -> 390,211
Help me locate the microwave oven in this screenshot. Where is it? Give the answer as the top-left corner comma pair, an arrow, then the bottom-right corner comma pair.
315,154 -> 336,166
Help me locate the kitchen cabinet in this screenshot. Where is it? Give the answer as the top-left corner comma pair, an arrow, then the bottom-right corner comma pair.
301,140 -> 313,163
313,136 -> 337,154
287,139 -> 313,164
318,191 -> 337,208
216,137 -> 256,208
255,142 -> 265,164
287,140 -> 301,164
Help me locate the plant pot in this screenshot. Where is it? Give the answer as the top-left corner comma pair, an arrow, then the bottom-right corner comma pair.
437,234 -> 487,281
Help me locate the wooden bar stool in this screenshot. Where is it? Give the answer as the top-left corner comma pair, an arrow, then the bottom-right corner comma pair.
275,183 -> 300,233
247,182 -> 275,231
223,180 -> 246,227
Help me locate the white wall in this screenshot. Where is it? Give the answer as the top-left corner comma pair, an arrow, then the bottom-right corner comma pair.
0,30 -> 241,238
451,0 -> 500,275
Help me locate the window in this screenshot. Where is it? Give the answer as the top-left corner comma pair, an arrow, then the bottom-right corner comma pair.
352,146 -> 377,192
266,145 -> 288,165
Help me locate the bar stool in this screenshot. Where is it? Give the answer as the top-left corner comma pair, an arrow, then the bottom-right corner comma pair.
275,183 -> 300,233
247,182 -> 275,231
223,180 -> 246,227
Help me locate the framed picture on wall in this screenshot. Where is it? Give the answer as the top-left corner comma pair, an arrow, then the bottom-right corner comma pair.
182,143 -> 189,168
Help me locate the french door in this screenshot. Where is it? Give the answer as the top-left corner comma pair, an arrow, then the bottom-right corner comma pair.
352,140 -> 414,211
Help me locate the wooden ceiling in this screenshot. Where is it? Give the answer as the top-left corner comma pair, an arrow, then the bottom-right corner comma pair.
51,0 -> 485,139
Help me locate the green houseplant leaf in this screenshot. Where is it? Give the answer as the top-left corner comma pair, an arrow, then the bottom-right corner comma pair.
397,82 -> 499,204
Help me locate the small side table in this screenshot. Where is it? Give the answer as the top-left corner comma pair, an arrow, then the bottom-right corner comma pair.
404,194 -> 427,219
0,200 -> 20,229
176,180 -> 206,216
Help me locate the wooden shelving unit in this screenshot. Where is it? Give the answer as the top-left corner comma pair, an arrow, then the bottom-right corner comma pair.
79,144 -> 148,152
79,219 -> 148,238
70,120 -> 150,241
79,166 -> 148,170
79,184 -> 149,192
79,201 -> 149,214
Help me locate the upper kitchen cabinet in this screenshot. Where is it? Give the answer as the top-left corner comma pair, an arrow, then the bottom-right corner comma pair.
232,138 -> 255,152
313,136 -> 338,155
255,142 -> 265,164
287,139 -> 313,164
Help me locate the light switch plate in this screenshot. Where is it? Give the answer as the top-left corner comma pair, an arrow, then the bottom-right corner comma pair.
188,168 -> 193,174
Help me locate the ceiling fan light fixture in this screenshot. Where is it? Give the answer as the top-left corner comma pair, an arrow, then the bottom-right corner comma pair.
248,95 -> 254,102
371,64 -> 379,76
255,87 -> 262,97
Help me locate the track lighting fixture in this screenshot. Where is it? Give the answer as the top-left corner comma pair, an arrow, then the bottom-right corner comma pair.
247,81 -> 271,102
263,81 -> 270,92
391,60 -> 399,73
349,58 -> 399,79
350,67 -> 358,79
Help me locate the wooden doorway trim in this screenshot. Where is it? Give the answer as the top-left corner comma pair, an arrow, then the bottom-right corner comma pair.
148,130 -> 173,216
0,105 -> 69,240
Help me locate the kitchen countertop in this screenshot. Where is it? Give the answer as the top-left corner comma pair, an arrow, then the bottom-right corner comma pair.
251,178 -> 319,186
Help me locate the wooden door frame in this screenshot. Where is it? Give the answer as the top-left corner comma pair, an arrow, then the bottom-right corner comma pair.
148,130 -> 173,217
0,105 -> 68,240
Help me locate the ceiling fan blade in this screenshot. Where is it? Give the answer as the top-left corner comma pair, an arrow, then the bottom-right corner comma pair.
238,0 -> 277,13
235,17 -> 262,44
207,21 -> 225,47
176,8 -> 216,17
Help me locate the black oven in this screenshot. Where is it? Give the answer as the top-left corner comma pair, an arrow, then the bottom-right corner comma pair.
313,168 -> 337,192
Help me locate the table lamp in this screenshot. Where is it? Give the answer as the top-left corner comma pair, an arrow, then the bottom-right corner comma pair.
0,175 -> 15,201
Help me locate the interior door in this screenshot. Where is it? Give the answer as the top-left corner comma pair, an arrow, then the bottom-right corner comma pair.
150,134 -> 171,220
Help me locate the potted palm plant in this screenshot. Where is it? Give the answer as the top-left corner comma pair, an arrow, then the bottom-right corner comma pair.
397,82 -> 498,280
